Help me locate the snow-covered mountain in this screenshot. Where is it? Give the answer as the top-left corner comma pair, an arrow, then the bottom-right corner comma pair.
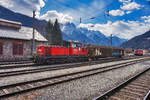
60,22 -> 126,46
0,5 -> 126,46
60,23 -> 95,44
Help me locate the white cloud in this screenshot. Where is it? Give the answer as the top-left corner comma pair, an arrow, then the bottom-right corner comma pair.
126,11 -> 132,14
40,10 -> 73,24
0,0 -> 46,17
0,0 -> 14,8
109,9 -> 125,16
79,19 -> 150,39
0,0 -> 107,23
141,16 -> 150,23
121,2 -> 141,10
60,0 -> 106,23
108,1 -> 141,16
119,0 -> 131,3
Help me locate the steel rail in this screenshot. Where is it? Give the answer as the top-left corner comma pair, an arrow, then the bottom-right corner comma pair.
0,60 -> 32,65
0,58 -> 149,98
143,90 -> 150,100
0,57 -> 120,69
0,55 -> 147,69
0,57 -> 149,77
93,67 -> 150,100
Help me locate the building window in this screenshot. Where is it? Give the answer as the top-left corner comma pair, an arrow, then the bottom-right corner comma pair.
0,41 -> 3,55
13,41 -> 23,55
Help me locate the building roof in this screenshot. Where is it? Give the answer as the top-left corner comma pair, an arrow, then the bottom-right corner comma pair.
20,27 -> 47,41
0,19 -> 47,41
0,26 -> 47,41
0,19 -> 21,29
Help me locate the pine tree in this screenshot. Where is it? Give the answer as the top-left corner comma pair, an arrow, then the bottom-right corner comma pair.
53,19 -> 63,45
45,19 -> 53,44
45,19 -> 63,45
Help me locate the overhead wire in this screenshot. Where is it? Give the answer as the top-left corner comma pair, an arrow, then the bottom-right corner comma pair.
55,0 -> 116,23
79,0 -> 115,23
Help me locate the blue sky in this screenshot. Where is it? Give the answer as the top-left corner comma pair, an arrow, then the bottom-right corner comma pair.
40,0 -> 150,24
1,0 -> 150,39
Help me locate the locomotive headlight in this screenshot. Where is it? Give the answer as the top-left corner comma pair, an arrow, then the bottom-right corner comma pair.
38,49 -> 42,52
79,48 -> 81,51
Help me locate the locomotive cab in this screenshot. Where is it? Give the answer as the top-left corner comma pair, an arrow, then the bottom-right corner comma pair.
70,42 -> 88,55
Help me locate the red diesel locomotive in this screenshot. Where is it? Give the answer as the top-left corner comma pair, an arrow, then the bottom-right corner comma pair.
34,42 -> 88,64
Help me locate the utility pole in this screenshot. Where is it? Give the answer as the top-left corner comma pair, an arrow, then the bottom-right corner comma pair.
106,10 -> 110,16
110,34 -> 113,56
32,11 -> 36,56
110,34 -> 112,47
80,17 -> 82,23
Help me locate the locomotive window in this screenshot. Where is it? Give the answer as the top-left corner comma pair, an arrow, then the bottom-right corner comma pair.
72,43 -> 76,48
76,44 -> 81,48
72,43 -> 81,48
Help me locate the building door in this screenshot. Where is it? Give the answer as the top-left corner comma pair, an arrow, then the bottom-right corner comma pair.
0,40 -> 3,55
13,41 -> 23,56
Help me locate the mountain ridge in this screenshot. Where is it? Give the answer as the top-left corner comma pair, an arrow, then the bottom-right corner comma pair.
61,22 -> 126,46
121,30 -> 150,49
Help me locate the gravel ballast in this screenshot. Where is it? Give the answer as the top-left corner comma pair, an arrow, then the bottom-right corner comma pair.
0,57 -> 147,87
6,60 -> 150,100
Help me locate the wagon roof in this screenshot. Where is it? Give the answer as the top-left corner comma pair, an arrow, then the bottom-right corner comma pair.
85,44 -> 123,49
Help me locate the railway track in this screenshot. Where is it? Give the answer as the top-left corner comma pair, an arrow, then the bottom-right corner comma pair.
0,57 -> 149,98
0,57 -> 149,78
0,57 -> 121,69
0,62 -> 35,69
0,60 -> 32,65
93,66 -> 150,100
0,56 -> 147,69
0,56 -> 147,71
0,55 -> 146,70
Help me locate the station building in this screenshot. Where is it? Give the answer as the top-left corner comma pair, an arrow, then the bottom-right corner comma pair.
0,19 -> 47,61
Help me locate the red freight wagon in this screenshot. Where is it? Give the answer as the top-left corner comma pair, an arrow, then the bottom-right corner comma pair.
134,49 -> 143,56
